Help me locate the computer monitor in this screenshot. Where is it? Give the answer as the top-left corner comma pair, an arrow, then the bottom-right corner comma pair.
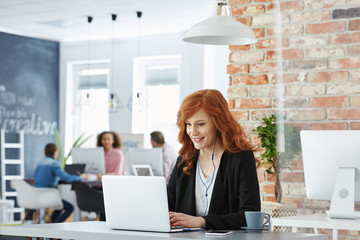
132,164 -> 154,176
72,147 -> 105,174
301,130 -> 360,219
127,148 -> 163,176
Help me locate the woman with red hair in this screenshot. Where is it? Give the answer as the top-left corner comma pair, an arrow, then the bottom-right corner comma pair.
168,89 -> 260,230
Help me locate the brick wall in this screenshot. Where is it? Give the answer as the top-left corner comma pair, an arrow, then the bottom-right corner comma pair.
228,0 -> 360,239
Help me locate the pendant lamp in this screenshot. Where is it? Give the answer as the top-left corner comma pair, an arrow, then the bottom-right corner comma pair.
109,14 -> 124,113
85,16 -> 93,105
183,0 -> 257,45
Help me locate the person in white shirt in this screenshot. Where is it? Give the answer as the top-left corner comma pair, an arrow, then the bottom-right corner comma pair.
150,131 -> 177,184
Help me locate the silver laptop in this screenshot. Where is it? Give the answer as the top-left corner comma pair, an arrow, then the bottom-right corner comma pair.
102,175 -> 201,232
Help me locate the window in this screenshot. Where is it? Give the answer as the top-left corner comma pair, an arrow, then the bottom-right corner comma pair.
132,55 -> 181,151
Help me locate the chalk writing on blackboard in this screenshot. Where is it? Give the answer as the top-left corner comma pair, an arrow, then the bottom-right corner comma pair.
0,85 -> 57,135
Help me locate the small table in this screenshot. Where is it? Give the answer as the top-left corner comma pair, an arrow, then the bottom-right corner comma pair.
271,213 -> 360,240
0,221 -> 328,240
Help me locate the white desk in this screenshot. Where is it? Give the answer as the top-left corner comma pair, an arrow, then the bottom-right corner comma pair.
0,221 -> 328,240
271,214 -> 360,240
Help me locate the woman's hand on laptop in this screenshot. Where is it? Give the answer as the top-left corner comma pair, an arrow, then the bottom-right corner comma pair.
169,211 -> 205,228
79,173 -> 88,181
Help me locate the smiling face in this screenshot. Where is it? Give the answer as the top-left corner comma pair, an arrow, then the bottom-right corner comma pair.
185,108 -> 217,152
101,133 -> 115,151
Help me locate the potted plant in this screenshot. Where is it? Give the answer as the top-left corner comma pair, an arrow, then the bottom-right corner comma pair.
253,115 -> 301,203
52,128 -> 92,169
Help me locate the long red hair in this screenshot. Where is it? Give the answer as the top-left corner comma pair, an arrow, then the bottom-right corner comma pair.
177,89 -> 258,174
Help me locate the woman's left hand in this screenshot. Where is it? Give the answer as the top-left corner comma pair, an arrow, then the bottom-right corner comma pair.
169,211 -> 206,228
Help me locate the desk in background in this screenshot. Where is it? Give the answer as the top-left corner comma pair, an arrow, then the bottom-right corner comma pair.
0,221 -> 328,240
271,213 -> 360,240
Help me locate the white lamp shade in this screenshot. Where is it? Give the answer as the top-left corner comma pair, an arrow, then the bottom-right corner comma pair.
183,16 -> 257,45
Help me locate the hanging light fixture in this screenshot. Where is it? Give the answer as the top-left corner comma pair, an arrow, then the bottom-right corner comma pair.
126,11 -> 143,111
85,16 -> 93,105
109,13 -> 123,113
183,0 -> 257,45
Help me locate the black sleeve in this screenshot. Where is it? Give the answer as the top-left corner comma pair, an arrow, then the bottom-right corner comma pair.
203,151 -> 260,230
167,156 -> 181,211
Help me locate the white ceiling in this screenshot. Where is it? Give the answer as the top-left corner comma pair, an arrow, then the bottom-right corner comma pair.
0,0 -> 213,42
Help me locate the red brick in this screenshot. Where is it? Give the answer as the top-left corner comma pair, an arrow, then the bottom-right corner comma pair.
266,49 -> 303,60
254,0 -> 275,2
253,28 -> 265,38
281,196 -> 304,208
229,45 -> 250,51
329,57 -> 360,69
269,73 -> 306,84
251,110 -> 280,121
309,71 -> 348,83
349,19 -> 360,31
291,10 -> 330,23
230,51 -> 264,63
263,184 -> 275,194
236,98 -> 271,109
250,62 -> 281,73
304,46 -> 344,59
351,71 -> 360,81
250,86 -> 276,98
231,5 -> 265,15
279,172 -> 304,182
267,1 -> 304,12
309,122 -> 348,130
228,0 -> 251,4
328,109 -> 360,120
311,96 -> 349,107
255,38 -> 288,49
305,0 -> 346,9
287,109 -> 326,121
306,21 -> 346,34
234,16 -> 252,26
330,32 -> 360,44
227,64 -> 249,74
291,160 -> 304,171
231,110 -> 249,121
347,45 -> 360,55
228,99 -> 235,109
267,173 -> 275,182
287,85 -> 325,96
265,196 -> 276,202
352,96 -> 360,106
228,87 -> 248,98
327,84 -> 360,95
276,98 -> 308,108
350,122 -> 360,130
257,171 -> 265,182
288,59 -> 327,72
233,74 -> 268,85
267,25 -> 304,37
290,35 -> 328,47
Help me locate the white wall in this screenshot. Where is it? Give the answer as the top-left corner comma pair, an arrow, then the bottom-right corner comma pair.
59,32 -> 206,150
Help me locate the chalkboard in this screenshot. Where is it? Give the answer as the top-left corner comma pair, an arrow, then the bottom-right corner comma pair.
0,31 -> 59,178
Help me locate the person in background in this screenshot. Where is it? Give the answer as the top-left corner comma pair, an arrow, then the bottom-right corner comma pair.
33,143 -> 87,223
150,131 -> 177,184
167,89 -> 260,230
96,131 -> 124,176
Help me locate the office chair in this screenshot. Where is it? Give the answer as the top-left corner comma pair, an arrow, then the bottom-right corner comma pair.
71,181 -> 105,221
10,179 -> 63,223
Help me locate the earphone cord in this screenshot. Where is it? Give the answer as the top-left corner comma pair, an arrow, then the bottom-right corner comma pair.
198,132 -> 217,216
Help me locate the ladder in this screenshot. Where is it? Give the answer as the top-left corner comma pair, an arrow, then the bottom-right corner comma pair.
0,129 -> 25,223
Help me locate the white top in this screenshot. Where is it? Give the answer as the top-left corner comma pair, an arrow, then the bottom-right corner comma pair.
195,161 -> 218,216
161,143 -> 177,184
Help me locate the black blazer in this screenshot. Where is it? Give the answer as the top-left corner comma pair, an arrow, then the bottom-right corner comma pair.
167,150 -> 260,230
